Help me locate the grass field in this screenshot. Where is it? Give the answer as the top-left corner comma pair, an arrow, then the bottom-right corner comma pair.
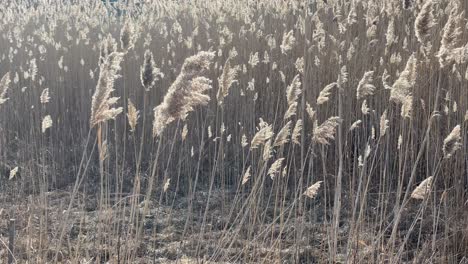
0,0 -> 467,263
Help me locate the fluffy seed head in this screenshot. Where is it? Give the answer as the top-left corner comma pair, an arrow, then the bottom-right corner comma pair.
303,181 -> 323,199
411,176 -> 433,200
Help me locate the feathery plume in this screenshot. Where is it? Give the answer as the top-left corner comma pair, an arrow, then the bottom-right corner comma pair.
140,50 -> 163,91
280,30 -> 296,54
415,1 -> 435,48
443,125 -> 462,158
9,167 -> 19,180
306,103 -> 316,121
217,57 -> 239,106
291,120 -> 303,144
284,102 -> 297,120
286,74 -> 301,105
312,117 -> 342,145
251,123 -> 274,149
152,51 -> 215,137
438,6 -> 463,68
303,181 -> 322,199
120,20 -> 136,51
40,88 -> 50,104
90,52 -> 124,127
350,120 -> 362,131
380,110 -> 389,137
0,73 -> 11,105
390,54 -> 417,104
317,82 -> 337,105
242,166 -> 251,185
181,124 -> 188,141
268,158 -> 285,180
42,115 -> 53,133
273,121 -> 292,147
356,71 -> 376,100
361,100 -> 370,115
127,99 -> 139,133
263,139 -> 273,161
411,176 -> 433,200
163,178 -> 171,192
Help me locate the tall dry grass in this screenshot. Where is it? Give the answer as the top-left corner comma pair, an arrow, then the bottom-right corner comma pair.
0,0 -> 467,263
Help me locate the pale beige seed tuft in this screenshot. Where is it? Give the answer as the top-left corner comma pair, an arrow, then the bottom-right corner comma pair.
251,123 -> 274,149
273,121 -> 292,147
443,125 -> 462,159
303,181 -> 323,199
411,176 -> 433,200
217,57 -> 239,106
284,102 -> 297,120
9,167 -> 19,180
356,71 -> 376,100
42,115 -> 53,133
291,120 -> 303,145
40,88 -> 50,104
350,120 -> 362,131
181,124 -> 188,141
312,117 -> 342,145
317,82 -> 337,105
125,100 -> 138,131
242,166 -> 251,185
380,110 -> 389,137
268,158 -> 285,180
0,72 -> 11,105
163,178 -> 171,193
286,74 -> 301,105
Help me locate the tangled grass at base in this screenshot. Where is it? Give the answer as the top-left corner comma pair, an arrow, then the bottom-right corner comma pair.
0,0 -> 467,263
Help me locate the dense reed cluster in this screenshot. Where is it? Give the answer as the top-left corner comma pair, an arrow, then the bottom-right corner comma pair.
0,0 -> 467,263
